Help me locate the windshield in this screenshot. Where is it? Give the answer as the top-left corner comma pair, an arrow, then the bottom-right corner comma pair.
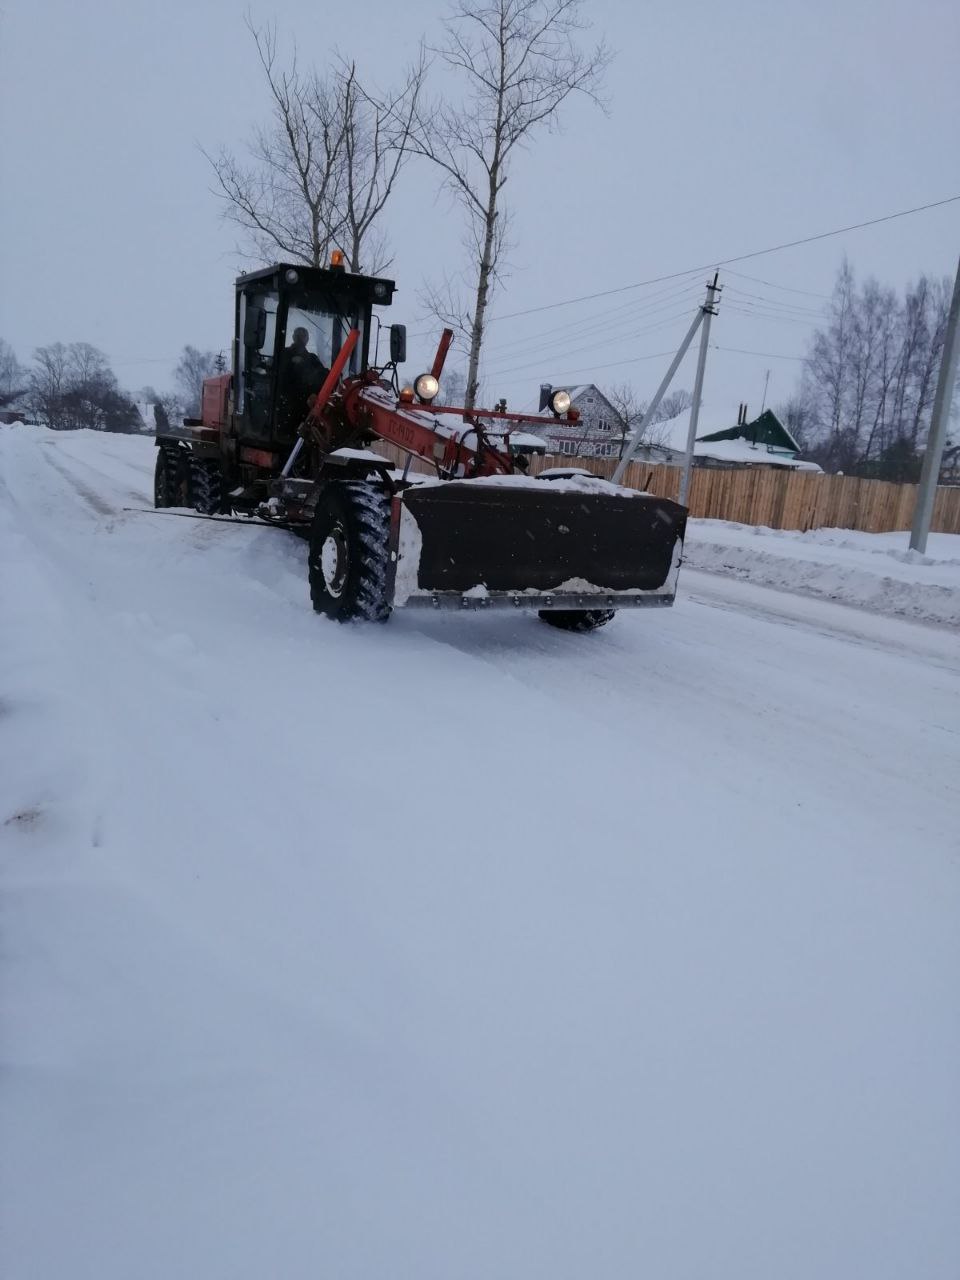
283,289 -> 364,374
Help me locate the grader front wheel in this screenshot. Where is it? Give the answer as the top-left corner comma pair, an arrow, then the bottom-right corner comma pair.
308,481 -> 392,622
538,609 -> 617,633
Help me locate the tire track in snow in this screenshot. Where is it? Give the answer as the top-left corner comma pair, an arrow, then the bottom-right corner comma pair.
42,444 -> 149,514
41,450 -> 120,518
43,432 -> 155,482
682,570 -> 960,674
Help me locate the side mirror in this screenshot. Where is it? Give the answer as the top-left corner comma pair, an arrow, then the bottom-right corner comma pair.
538,383 -> 552,412
243,306 -> 267,350
389,324 -> 407,364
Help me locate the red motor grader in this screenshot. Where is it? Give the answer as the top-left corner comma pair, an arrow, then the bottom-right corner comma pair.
154,256 -> 687,630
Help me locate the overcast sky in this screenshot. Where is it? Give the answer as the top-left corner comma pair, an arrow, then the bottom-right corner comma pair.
2,0 -> 958,417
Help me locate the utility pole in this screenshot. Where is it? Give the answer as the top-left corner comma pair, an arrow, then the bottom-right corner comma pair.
679,273 -> 721,507
910,254 -> 960,553
612,274 -> 721,485
760,368 -> 771,413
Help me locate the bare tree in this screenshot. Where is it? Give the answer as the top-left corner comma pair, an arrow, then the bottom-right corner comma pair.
0,339 -> 27,406
889,278 -> 935,447
776,393 -> 815,451
806,257 -> 855,462
205,21 -> 425,275
656,388 -> 693,423
29,342 -> 138,432
174,346 -> 219,419
158,393 -> 185,429
338,54 -> 426,272
440,366 -> 468,404
415,0 -> 609,409
29,343 -> 69,427
606,383 -> 692,459
606,383 -> 644,459
857,281 -> 900,462
795,261 -> 955,476
905,275 -> 952,448
68,343 -> 111,393
205,23 -> 347,268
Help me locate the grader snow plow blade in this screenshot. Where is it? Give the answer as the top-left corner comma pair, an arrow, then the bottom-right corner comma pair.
393,478 -> 686,610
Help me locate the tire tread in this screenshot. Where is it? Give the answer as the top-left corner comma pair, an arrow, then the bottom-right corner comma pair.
309,480 -> 392,622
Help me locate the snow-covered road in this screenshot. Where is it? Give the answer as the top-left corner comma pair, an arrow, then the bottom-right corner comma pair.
2,428 -> 958,1280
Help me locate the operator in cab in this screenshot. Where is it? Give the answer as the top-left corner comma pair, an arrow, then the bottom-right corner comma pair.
278,326 -> 329,435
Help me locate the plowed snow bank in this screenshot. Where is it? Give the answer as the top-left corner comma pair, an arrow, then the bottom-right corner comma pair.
685,520 -> 960,625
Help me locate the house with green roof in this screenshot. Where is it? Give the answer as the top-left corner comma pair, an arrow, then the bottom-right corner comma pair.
635,405 -> 820,472
698,408 -> 800,456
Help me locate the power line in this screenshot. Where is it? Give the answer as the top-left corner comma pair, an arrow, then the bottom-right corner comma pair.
478,292 -> 697,366
112,356 -> 182,365
723,304 -> 822,328
483,347 -> 689,382
411,274 -> 705,351
478,278 -> 704,359
487,193 -> 960,323
723,285 -> 826,317
723,303 -> 824,326
480,303 -> 700,374
481,311 -> 697,377
724,269 -> 832,299
711,344 -> 806,361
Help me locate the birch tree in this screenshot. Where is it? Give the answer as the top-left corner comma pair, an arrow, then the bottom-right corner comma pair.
806,257 -> 855,461
798,261 -> 954,476
415,0 -> 609,409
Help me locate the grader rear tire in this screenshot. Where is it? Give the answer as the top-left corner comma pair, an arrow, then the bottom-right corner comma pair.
154,447 -> 187,508
190,456 -> 226,515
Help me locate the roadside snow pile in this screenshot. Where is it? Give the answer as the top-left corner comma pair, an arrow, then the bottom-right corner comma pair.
685,520 -> 960,625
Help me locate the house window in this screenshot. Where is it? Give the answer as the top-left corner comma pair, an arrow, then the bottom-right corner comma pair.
556,439 -> 577,456
595,442 -> 614,457
597,418 -> 610,432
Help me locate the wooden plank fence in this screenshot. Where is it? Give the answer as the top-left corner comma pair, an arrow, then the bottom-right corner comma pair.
529,455 -> 960,535
370,441 -> 960,535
